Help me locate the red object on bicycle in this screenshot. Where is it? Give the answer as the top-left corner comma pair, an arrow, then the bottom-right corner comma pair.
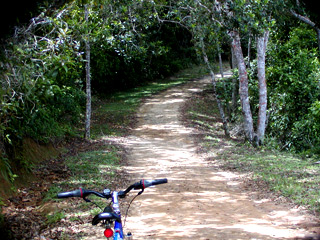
104,228 -> 113,238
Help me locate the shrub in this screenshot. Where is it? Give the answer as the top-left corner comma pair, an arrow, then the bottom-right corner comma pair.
266,25 -> 320,152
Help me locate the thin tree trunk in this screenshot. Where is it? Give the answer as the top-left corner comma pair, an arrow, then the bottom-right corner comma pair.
247,34 -> 251,68
256,31 -> 269,144
218,44 -> 231,118
85,5 -> 91,139
231,45 -> 237,69
218,45 -> 224,78
231,45 -> 238,114
230,30 -> 254,141
201,39 -> 230,137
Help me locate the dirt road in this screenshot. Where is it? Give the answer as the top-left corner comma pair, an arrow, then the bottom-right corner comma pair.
123,76 -> 318,239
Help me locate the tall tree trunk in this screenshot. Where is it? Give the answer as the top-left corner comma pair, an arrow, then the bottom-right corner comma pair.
231,45 -> 238,114
201,39 -> 230,137
85,5 -> 91,139
256,31 -> 269,144
230,30 -> 254,141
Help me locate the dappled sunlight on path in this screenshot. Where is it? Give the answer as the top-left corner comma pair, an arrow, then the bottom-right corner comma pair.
122,76 -> 318,239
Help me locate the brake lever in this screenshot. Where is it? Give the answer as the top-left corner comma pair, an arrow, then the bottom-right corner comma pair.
83,196 -> 105,211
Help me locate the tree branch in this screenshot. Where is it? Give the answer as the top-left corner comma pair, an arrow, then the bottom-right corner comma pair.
290,9 -> 316,29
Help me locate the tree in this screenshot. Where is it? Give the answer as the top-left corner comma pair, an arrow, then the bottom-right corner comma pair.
229,29 -> 255,141
199,35 -> 230,137
153,0 -> 276,144
209,0 -> 275,144
151,0 -> 231,136
0,0 -> 197,182
289,0 -> 320,54
84,4 -> 91,139
191,5 -> 230,136
256,30 -> 269,143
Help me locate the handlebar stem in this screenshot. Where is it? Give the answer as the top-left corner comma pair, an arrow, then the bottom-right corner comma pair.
112,191 -> 121,215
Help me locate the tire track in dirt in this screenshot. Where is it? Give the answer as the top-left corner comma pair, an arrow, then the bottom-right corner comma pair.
123,76 -> 318,240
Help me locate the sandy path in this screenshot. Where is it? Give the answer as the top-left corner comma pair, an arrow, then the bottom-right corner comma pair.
123,76 -> 318,240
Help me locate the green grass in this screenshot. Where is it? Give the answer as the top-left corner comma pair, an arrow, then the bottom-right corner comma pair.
52,145 -> 122,199
65,148 -> 120,188
183,85 -> 320,214
41,144 -> 123,238
224,151 -> 320,212
46,211 -> 66,225
46,145 -> 122,194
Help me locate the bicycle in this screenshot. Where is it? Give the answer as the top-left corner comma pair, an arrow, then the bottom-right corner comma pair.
57,178 -> 168,239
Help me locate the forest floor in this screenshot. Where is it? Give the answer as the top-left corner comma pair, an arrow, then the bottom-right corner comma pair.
2,71 -> 320,239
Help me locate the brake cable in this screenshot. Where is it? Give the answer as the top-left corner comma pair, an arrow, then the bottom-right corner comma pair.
83,196 -> 104,211
122,189 -> 144,228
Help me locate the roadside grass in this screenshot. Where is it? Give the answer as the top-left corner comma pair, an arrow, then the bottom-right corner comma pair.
220,150 -> 320,213
182,86 -> 320,215
41,65 -> 209,238
42,144 -> 125,237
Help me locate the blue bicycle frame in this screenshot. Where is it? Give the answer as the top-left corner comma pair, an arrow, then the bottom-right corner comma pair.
111,191 -> 124,240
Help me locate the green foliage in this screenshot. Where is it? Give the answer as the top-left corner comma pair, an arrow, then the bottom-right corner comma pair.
0,7 -> 86,177
0,156 -> 15,183
46,211 -> 66,225
90,4 -> 195,94
0,0 -> 196,181
292,100 -> 320,154
220,23 -> 320,154
267,25 -> 320,152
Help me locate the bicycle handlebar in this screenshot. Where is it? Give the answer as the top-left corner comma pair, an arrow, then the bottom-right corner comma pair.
141,179 -> 168,188
57,189 -> 82,198
57,188 -> 106,199
57,178 -> 168,199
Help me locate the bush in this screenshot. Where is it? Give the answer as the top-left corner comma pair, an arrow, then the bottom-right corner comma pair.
292,101 -> 320,154
266,25 -> 320,152
0,8 -> 86,178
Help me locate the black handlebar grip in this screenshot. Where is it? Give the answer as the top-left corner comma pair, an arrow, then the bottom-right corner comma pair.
143,178 -> 168,188
151,178 -> 168,185
57,189 -> 83,198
